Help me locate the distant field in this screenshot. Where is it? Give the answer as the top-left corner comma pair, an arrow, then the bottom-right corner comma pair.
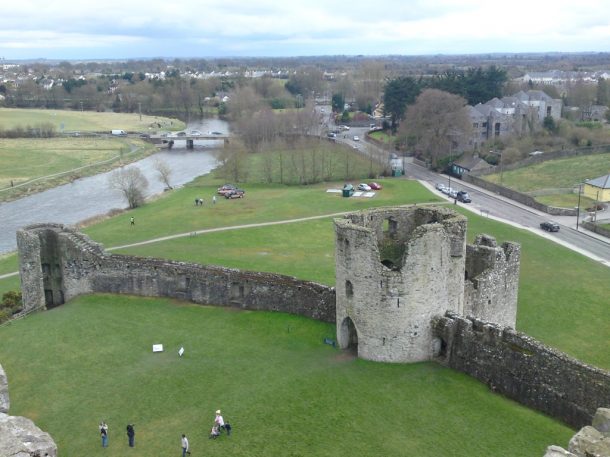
483,153 -> 610,192
0,137 -> 156,199
0,108 -> 184,133
0,296 -> 573,457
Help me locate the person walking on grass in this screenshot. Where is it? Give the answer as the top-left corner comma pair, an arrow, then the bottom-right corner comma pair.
99,421 -> 108,447
130,216 -> 135,226
181,434 -> 190,456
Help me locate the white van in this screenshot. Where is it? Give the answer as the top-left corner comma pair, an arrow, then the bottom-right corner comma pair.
111,129 -> 127,136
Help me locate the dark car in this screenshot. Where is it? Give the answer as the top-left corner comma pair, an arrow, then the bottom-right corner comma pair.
456,191 -> 471,203
225,189 -> 245,199
217,184 -> 237,195
540,221 -> 560,232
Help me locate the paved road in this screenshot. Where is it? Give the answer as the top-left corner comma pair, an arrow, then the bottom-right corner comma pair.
404,161 -> 610,266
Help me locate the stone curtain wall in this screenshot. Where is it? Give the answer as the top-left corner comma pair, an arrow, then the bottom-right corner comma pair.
433,313 -> 610,429
17,224 -> 336,323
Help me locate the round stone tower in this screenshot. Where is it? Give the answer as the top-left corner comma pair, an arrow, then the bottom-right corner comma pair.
334,206 -> 467,363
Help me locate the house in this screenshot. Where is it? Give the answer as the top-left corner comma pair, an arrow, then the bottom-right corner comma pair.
583,174 -> 610,202
462,90 -> 563,151
450,153 -> 493,177
581,105 -> 609,122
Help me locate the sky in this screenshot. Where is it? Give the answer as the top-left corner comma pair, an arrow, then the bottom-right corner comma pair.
2,0 -> 610,60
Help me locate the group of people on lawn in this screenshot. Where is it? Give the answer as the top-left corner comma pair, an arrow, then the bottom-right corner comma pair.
99,409 -> 231,454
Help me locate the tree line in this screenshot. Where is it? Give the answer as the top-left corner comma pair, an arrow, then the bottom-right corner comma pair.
383,66 -> 508,131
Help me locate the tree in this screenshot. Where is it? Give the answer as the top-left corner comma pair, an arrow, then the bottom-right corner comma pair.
153,159 -> 173,189
108,167 -> 149,208
596,78 -> 609,106
401,89 -> 472,168
383,77 -> 421,132
331,93 -> 345,113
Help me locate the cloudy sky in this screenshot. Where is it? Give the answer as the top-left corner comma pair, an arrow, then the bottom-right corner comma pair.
2,0 -> 610,60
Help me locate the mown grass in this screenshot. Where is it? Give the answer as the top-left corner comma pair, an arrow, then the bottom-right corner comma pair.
483,153 -> 610,192
0,295 -> 573,457
0,108 -> 184,133
83,177 -> 439,248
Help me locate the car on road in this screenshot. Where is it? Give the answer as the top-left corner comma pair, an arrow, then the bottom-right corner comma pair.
448,189 -> 458,199
353,135 -> 360,141
211,131 -> 223,135
225,189 -> 245,199
340,125 -> 350,131
189,130 -> 202,136
217,184 -> 237,195
435,183 -> 447,192
369,182 -> 383,190
357,183 -> 372,191
176,131 -> 187,137
456,191 -> 472,203
540,221 -> 560,232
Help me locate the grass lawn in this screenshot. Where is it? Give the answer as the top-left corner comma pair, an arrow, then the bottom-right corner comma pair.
483,152 -> 610,192
0,295 -> 573,457
535,193 -> 597,209
83,177 -> 439,248
0,108 -> 184,133
369,130 -> 395,144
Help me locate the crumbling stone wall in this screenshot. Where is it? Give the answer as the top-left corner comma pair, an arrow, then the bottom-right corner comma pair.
433,313 -> 610,429
0,363 -> 57,457
17,224 -> 335,323
464,234 -> 520,328
334,206 -> 468,362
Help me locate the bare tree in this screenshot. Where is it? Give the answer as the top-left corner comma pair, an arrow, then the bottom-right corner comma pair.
153,159 -> 173,190
402,89 -> 472,168
108,167 -> 149,208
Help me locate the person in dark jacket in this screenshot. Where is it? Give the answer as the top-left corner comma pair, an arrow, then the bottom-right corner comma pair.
126,423 -> 135,447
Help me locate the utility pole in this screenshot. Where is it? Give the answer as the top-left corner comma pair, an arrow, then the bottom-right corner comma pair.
576,183 -> 582,230
138,102 -> 142,121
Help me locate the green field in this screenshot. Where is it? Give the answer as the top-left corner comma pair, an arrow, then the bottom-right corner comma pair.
0,295 -> 573,457
483,153 -> 610,207
0,176 -> 608,456
0,108 -> 185,133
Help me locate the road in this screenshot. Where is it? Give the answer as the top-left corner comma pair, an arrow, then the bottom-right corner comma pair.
406,159 -> 610,266
319,108 -> 610,266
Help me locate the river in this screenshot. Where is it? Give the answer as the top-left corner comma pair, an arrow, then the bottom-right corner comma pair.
0,118 -> 228,254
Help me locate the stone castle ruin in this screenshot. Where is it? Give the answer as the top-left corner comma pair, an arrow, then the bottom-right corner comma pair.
5,206 -> 610,455
334,206 -> 520,362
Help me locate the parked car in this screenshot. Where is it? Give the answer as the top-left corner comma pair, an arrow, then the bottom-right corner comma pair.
211,131 -> 223,135
456,191 -> 472,203
435,183 -> 447,192
442,186 -> 453,195
357,183 -> 372,191
225,189 -> 245,199
448,189 -> 458,199
369,182 -> 383,190
189,130 -> 202,136
353,135 -> 360,141
340,125 -> 350,131
217,184 -> 237,195
540,221 -> 560,232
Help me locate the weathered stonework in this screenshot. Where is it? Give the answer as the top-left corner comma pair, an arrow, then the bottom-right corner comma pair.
17,223 -> 335,323
0,363 -> 57,457
433,313 -> 610,429
546,408 -> 610,456
334,206 -> 519,363
464,234 -> 520,328
0,363 -> 9,414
